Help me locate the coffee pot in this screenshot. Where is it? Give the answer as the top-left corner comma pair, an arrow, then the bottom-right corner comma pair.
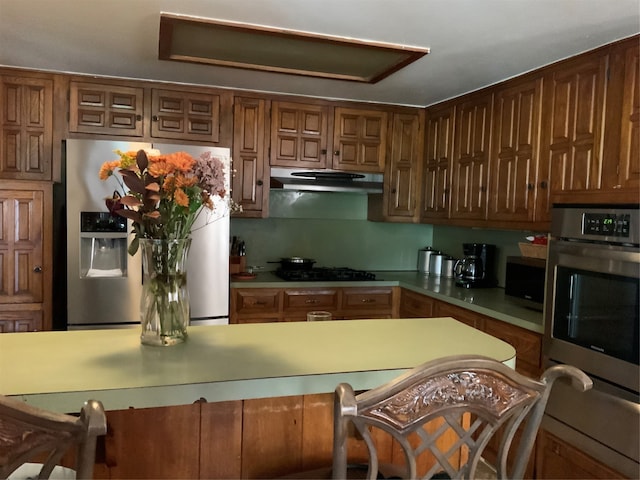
454,243 -> 497,288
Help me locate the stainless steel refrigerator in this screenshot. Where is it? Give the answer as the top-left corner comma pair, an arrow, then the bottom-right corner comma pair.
64,138 -> 231,329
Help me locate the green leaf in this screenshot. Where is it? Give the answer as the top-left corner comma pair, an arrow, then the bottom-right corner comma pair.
128,236 -> 139,256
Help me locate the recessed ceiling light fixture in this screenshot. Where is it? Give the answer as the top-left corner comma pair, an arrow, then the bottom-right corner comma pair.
158,13 -> 429,83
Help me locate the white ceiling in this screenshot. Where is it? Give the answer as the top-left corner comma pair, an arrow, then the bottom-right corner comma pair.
1,0 -> 638,107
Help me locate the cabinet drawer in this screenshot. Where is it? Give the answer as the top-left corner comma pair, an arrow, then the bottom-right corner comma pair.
232,289 -> 281,315
341,287 -> 393,311
400,289 -> 434,317
283,289 -> 339,311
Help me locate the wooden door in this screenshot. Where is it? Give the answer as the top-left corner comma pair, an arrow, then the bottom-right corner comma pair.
539,51 -> 607,213
151,88 -> 222,142
451,93 -> 492,220
332,107 -> 387,172
271,101 -> 329,168
421,104 -> 454,220
69,81 -> 144,137
0,75 -> 53,180
232,97 -> 269,218
618,41 -> 640,191
489,78 -> 543,223
0,182 -> 50,332
0,188 -> 44,305
386,112 -> 423,219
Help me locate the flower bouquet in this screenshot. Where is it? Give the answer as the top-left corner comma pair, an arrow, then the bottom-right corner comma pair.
99,149 -> 227,345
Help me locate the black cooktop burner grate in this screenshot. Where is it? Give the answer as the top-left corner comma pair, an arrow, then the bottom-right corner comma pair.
275,267 -> 376,281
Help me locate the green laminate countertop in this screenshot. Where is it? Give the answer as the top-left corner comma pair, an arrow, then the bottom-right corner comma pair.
1,318 -> 515,413
231,271 -> 544,333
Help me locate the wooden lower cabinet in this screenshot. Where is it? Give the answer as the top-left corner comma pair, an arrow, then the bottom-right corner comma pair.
231,287 -> 397,323
95,394 -> 473,479
535,430 -> 625,479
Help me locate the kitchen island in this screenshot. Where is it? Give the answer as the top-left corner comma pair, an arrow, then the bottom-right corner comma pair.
1,317 -> 514,412
1,318 -> 515,478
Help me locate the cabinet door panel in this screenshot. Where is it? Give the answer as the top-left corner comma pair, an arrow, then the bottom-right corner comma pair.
387,113 -> 422,218
0,189 -> 43,304
69,81 -> 144,136
151,89 -> 221,142
1,76 -> 52,179
540,53 -> 607,213
422,105 -> 454,220
619,43 -> 640,190
232,97 -> 268,218
451,94 -> 492,220
489,78 -> 542,222
333,107 -> 387,172
271,102 -> 328,168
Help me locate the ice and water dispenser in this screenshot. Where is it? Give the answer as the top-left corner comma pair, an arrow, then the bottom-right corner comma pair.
79,212 -> 128,278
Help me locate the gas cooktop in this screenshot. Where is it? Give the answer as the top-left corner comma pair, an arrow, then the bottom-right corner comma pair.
275,267 -> 377,282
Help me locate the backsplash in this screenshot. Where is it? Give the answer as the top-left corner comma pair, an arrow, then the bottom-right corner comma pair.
231,191 -> 433,271
230,191 -> 545,285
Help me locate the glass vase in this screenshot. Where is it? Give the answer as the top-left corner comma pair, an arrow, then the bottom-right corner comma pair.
139,238 -> 191,346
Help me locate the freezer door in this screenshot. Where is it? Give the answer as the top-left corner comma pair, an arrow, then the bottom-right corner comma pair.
65,139 -> 149,328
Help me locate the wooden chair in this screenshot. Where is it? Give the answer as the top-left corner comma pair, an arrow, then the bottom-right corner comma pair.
0,395 -> 107,479
332,355 -> 592,480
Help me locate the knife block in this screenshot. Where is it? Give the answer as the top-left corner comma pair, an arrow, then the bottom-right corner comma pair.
229,255 -> 246,274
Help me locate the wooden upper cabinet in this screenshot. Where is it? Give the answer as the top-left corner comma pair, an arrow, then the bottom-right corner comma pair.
332,107 -> 387,172
386,112 -> 423,219
270,101 -> 329,168
150,88 -> 222,143
0,75 -> 53,180
617,40 -> 640,191
489,77 -> 543,223
540,51 -> 607,211
232,97 -> 269,218
421,103 -> 455,221
69,81 -> 144,137
451,92 -> 493,220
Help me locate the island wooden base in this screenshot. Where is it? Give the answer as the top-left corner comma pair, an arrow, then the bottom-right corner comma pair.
93,394 -> 465,479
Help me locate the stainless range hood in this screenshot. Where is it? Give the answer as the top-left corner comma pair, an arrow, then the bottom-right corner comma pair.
270,167 -> 383,194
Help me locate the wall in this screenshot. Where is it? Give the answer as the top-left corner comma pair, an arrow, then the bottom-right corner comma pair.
230,191 -> 434,271
230,191 -> 542,285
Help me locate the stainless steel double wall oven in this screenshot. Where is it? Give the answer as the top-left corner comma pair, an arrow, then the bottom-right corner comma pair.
544,205 -> 639,477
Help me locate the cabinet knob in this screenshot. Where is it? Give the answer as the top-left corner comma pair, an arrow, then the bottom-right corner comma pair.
33,266 -> 42,273
305,299 -> 319,304
256,179 -> 263,186
136,114 -> 142,121
539,180 -> 548,189
361,298 -> 375,303
527,183 -> 534,190
152,115 -> 159,122
391,188 -> 397,194
321,149 -> 327,155
334,150 -> 340,156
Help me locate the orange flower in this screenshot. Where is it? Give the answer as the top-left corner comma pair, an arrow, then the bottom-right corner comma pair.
99,160 -> 121,180
174,188 -> 189,207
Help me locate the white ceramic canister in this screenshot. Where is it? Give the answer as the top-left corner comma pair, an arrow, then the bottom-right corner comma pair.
417,247 -> 438,275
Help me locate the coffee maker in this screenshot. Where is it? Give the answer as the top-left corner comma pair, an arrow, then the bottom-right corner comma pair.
454,243 -> 498,288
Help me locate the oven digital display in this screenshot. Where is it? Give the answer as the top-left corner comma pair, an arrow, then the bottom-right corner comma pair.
582,213 -> 630,237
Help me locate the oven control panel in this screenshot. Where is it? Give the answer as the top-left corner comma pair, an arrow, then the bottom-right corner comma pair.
582,213 -> 631,237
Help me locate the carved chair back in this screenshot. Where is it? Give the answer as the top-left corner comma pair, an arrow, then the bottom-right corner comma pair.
332,355 -> 592,480
0,395 -> 107,480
